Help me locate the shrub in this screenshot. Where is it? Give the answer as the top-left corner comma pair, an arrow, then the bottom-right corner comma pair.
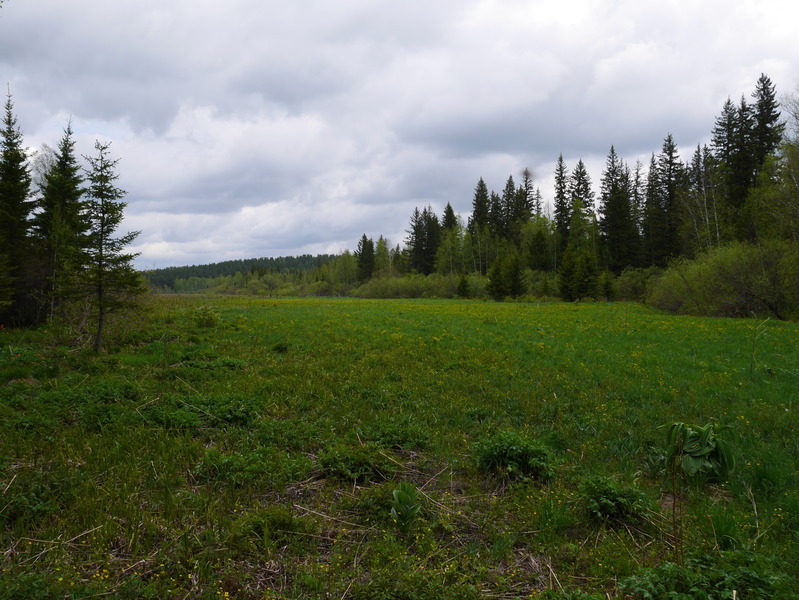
646,240 -> 799,320
192,305 -> 221,328
619,552 -> 788,600
579,475 -> 652,525
474,431 -> 552,481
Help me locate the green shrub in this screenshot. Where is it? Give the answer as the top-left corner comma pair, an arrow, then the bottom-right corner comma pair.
192,305 -> 221,328
579,475 -> 652,525
474,431 -> 552,481
619,553 -> 789,600
646,240 -> 799,320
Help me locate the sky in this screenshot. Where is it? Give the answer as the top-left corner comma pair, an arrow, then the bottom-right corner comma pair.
1,0 -> 797,269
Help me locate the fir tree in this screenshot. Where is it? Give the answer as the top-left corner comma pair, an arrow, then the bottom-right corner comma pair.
355,234 -> 375,282
82,141 -> 144,352
0,91 -> 33,321
442,202 -> 458,230
751,73 -> 784,176
31,121 -> 88,318
598,146 -> 638,272
553,154 -> 570,263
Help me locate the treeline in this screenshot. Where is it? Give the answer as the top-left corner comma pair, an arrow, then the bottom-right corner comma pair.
145,74 -> 799,319
340,73 -> 797,317
0,93 -> 143,345
144,254 -> 336,290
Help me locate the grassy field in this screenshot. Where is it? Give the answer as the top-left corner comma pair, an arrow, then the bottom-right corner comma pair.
1,296 -> 798,599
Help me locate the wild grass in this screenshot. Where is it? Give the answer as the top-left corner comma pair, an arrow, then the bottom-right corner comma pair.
1,296 -> 797,598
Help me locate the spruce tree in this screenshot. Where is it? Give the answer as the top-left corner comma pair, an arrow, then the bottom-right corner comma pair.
82,141 -> 143,352
0,92 -> 35,323
751,73 -> 784,177
598,146 -> 638,272
355,234 -> 375,282
467,178 -> 490,275
32,121 -> 88,318
553,154 -> 570,263
569,159 -> 595,214
442,202 -> 458,230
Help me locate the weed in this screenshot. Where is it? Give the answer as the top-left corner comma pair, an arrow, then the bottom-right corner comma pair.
192,305 -> 221,328
579,475 -> 653,526
474,430 -> 552,481
319,442 -> 395,484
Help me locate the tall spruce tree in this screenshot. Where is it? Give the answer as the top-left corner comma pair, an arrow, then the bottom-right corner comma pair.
32,121 -> 88,318
569,159 -> 595,214
751,73 -> 784,177
468,177 -> 490,275
598,146 -> 638,272
0,91 -> 34,323
355,234 -> 375,282
82,141 -> 143,352
553,154 -> 570,263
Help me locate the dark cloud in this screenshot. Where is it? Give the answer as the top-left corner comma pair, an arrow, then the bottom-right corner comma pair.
1,0 -> 796,268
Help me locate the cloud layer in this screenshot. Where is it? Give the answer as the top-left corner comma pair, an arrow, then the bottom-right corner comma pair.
2,0 -> 797,267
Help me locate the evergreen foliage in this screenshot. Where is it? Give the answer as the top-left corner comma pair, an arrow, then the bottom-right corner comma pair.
0,92 -> 33,323
82,141 -> 145,352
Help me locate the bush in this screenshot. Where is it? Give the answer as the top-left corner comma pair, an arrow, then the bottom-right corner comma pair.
192,305 -> 221,328
579,475 -> 652,525
474,431 -> 552,481
615,266 -> 662,301
619,552 -> 789,600
646,240 -> 799,320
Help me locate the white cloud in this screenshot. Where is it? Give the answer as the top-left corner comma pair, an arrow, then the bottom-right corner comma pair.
2,0 -> 797,267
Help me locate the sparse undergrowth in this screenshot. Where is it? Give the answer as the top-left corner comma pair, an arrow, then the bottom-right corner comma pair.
1,296 -> 797,598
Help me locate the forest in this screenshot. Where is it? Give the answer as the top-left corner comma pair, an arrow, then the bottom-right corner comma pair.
141,74 -> 799,320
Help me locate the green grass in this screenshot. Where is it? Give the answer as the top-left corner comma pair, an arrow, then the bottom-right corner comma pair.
1,296 -> 798,598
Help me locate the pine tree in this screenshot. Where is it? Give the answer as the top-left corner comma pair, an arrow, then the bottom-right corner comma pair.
404,206 -> 441,275
467,178 -> 490,275
82,141 -> 144,352
751,73 -> 784,176
553,154 -> 570,263
569,159 -> 595,214
31,121 -> 88,318
355,234 -> 375,282
442,202 -> 458,230
598,146 -> 638,272
657,134 -> 685,260
0,91 -> 34,321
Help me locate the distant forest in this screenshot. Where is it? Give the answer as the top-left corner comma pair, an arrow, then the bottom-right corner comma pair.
143,74 -> 798,318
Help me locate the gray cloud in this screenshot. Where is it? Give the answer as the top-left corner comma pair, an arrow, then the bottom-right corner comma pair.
2,0 -> 797,268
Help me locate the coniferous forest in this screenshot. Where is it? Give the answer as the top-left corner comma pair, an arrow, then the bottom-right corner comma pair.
142,74 -> 799,320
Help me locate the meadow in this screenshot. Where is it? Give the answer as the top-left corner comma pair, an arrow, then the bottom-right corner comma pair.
1,296 -> 798,599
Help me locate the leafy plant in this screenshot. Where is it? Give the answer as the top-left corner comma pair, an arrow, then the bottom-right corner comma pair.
475,430 -> 552,481
579,475 -> 652,525
664,421 -> 736,564
665,421 -> 736,483
389,481 -> 421,532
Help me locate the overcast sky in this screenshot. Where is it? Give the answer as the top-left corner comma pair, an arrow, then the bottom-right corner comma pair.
2,0 -> 797,268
